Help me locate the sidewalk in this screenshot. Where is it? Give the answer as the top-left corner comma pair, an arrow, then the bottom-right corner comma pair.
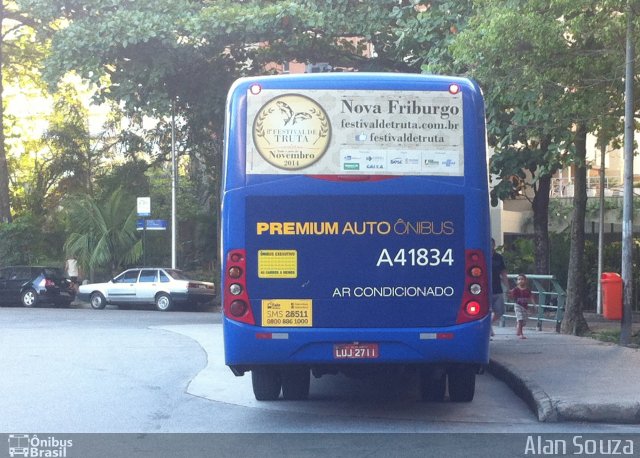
488,313 -> 640,423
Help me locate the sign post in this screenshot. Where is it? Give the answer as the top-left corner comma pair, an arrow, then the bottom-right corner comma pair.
136,219 -> 167,266
137,197 -> 151,266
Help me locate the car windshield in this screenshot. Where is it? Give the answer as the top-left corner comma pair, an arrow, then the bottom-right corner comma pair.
164,269 -> 190,280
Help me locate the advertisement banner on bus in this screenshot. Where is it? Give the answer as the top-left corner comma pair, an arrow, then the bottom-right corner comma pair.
245,194 -> 464,328
246,89 -> 464,176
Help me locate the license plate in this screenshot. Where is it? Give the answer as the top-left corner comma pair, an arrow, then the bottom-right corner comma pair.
333,343 -> 379,359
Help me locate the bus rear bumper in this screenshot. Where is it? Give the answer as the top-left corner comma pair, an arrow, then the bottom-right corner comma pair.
223,315 -> 491,375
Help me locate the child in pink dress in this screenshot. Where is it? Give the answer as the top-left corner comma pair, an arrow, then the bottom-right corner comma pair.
509,274 -> 536,339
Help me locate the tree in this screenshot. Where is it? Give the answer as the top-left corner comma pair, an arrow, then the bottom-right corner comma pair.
452,0 -> 627,334
0,0 -> 8,223
563,124 -> 590,334
388,0 -> 474,74
452,2 -> 577,275
0,213 -> 65,264
63,187 -> 141,279
18,0 -> 416,270
8,83 -> 97,217
42,83 -> 94,195
18,0 -> 419,148
1,0 -> 43,222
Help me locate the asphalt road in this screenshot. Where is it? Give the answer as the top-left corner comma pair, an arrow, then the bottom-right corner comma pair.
0,304 -> 638,457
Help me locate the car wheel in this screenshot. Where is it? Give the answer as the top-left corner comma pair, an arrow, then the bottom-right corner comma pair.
21,289 -> 38,308
155,293 -> 173,311
251,367 -> 281,401
90,292 -> 107,310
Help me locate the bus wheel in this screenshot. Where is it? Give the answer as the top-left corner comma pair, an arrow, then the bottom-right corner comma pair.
447,366 -> 475,402
419,368 -> 446,402
251,367 -> 281,401
281,367 -> 310,400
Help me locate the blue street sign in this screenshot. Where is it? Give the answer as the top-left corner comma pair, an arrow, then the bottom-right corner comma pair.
137,219 -> 168,231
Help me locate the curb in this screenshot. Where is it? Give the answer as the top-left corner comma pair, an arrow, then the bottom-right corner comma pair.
490,352 -> 640,424
554,401 -> 640,424
488,359 -> 557,422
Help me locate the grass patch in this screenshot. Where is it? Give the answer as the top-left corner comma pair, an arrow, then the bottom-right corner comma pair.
589,329 -> 640,347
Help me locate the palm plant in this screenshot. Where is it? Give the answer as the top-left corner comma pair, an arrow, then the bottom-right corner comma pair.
64,187 -> 142,280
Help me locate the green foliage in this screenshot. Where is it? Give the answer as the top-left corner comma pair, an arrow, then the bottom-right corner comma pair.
143,167 -> 217,269
94,161 -> 150,204
0,214 -> 65,266
589,329 -> 640,347
549,232 -> 571,288
1,1 -> 52,223
451,0 -> 624,201
0,216 -> 40,265
8,0 -> 640,292
41,83 -> 93,193
15,0 -> 425,275
63,187 -> 141,277
6,81 -> 100,219
501,238 -> 536,275
2,1 -> 47,85
18,0 -> 407,145
394,0 -> 475,74
14,83 -> 94,217
449,1 -> 629,329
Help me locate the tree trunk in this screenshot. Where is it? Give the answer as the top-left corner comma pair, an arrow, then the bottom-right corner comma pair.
561,124 -> 590,335
532,174 -> 551,274
0,1 -> 13,223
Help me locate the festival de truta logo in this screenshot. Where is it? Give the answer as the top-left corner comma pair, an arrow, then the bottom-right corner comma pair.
252,94 -> 331,170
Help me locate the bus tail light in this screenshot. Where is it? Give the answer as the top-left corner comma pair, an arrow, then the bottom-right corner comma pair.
230,300 -> 248,316
465,301 -> 481,316
224,249 -> 255,325
456,249 -> 489,324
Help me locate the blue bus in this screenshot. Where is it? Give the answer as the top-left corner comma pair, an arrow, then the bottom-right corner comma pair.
221,73 -> 491,402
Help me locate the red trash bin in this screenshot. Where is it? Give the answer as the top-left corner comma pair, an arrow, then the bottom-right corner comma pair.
601,272 -> 623,320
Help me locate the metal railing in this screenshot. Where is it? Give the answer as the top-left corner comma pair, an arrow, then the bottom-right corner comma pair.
500,274 -> 566,332
550,177 -> 622,198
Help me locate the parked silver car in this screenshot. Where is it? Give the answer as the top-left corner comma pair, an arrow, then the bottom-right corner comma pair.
77,268 -> 215,311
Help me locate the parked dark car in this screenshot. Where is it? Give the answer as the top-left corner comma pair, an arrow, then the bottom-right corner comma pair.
0,266 -> 75,308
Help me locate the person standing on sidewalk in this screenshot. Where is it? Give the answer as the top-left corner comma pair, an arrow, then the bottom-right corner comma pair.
509,274 -> 536,339
491,238 -> 508,337
65,255 -> 79,293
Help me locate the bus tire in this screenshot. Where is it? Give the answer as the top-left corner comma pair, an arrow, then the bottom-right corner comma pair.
251,367 -> 281,401
419,369 -> 446,402
447,366 -> 475,402
281,367 -> 310,400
